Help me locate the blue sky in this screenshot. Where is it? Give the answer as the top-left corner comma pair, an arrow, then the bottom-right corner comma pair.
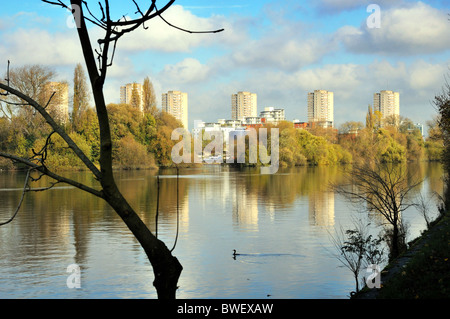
1,1 -> 450,131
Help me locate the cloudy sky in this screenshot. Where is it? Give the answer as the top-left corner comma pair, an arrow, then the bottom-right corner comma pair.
1,0 -> 450,130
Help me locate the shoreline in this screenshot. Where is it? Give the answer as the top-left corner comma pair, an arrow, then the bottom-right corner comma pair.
0,159 -> 441,173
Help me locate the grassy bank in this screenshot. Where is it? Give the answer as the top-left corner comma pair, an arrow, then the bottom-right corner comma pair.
355,212 -> 450,299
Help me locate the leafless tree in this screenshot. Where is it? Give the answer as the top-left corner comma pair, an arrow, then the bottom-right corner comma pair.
434,77 -> 450,212
0,0 -> 223,299
328,218 -> 385,294
333,162 -> 422,261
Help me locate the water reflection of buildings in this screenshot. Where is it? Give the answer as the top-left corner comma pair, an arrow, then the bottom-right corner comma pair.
197,169 -> 259,231
178,195 -> 189,231
231,185 -> 259,231
308,191 -> 335,227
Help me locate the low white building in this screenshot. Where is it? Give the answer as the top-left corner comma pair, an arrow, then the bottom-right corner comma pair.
259,107 -> 285,124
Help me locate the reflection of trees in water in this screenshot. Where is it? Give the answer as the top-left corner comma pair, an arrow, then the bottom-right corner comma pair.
115,169 -> 190,233
0,169 -> 192,265
0,171 -> 106,264
237,165 -> 344,227
425,162 -> 445,198
242,165 -> 342,207
0,162 -> 442,262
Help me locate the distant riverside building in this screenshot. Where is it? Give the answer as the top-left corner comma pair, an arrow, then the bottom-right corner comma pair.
192,119 -> 247,158
373,90 -> 400,121
162,90 -> 188,129
231,91 -> 257,121
42,81 -> 69,124
307,90 -> 334,128
293,119 -> 309,129
120,82 -> 143,112
259,107 -> 285,124
243,116 -> 262,125
414,123 -> 424,136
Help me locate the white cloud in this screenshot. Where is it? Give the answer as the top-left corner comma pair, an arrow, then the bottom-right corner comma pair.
117,5 -> 240,53
159,58 -> 211,84
409,60 -> 446,90
315,0 -> 403,14
337,2 -> 450,55
0,27 -> 82,66
230,35 -> 330,71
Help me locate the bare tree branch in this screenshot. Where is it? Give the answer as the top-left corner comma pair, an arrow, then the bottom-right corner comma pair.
156,8 -> 225,34
0,151 -> 103,198
0,168 -> 32,226
43,91 -> 56,109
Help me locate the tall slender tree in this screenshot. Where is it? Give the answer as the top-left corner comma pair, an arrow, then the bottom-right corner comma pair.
143,76 -> 157,115
72,63 -> 90,132
366,105 -> 374,131
129,82 -> 142,111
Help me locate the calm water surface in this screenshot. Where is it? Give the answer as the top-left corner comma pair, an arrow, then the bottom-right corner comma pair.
0,163 -> 444,299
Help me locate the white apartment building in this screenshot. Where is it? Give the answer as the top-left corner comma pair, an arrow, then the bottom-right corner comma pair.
192,119 -> 247,157
259,107 -> 285,124
42,81 -> 69,124
307,90 -> 334,128
162,90 -> 188,129
231,91 -> 257,121
243,117 -> 262,125
120,82 -> 144,112
373,90 -> 400,121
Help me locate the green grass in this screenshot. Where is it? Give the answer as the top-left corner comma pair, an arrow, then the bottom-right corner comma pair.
377,214 -> 450,299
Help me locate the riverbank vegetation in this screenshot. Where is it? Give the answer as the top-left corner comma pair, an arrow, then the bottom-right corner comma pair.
342,80 -> 450,299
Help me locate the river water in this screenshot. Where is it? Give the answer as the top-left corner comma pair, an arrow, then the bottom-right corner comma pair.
0,162 -> 444,299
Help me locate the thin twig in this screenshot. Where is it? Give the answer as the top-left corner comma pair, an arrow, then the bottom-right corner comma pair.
0,168 -> 32,226
0,60 -> 10,96
156,8 -> 224,34
171,166 -> 180,252
155,174 -> 160,238
44,92 -> 56,109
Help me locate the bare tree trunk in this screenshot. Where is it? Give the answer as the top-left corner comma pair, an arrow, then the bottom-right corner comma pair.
391,219 -> 399,260
104,188 -> 182,298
